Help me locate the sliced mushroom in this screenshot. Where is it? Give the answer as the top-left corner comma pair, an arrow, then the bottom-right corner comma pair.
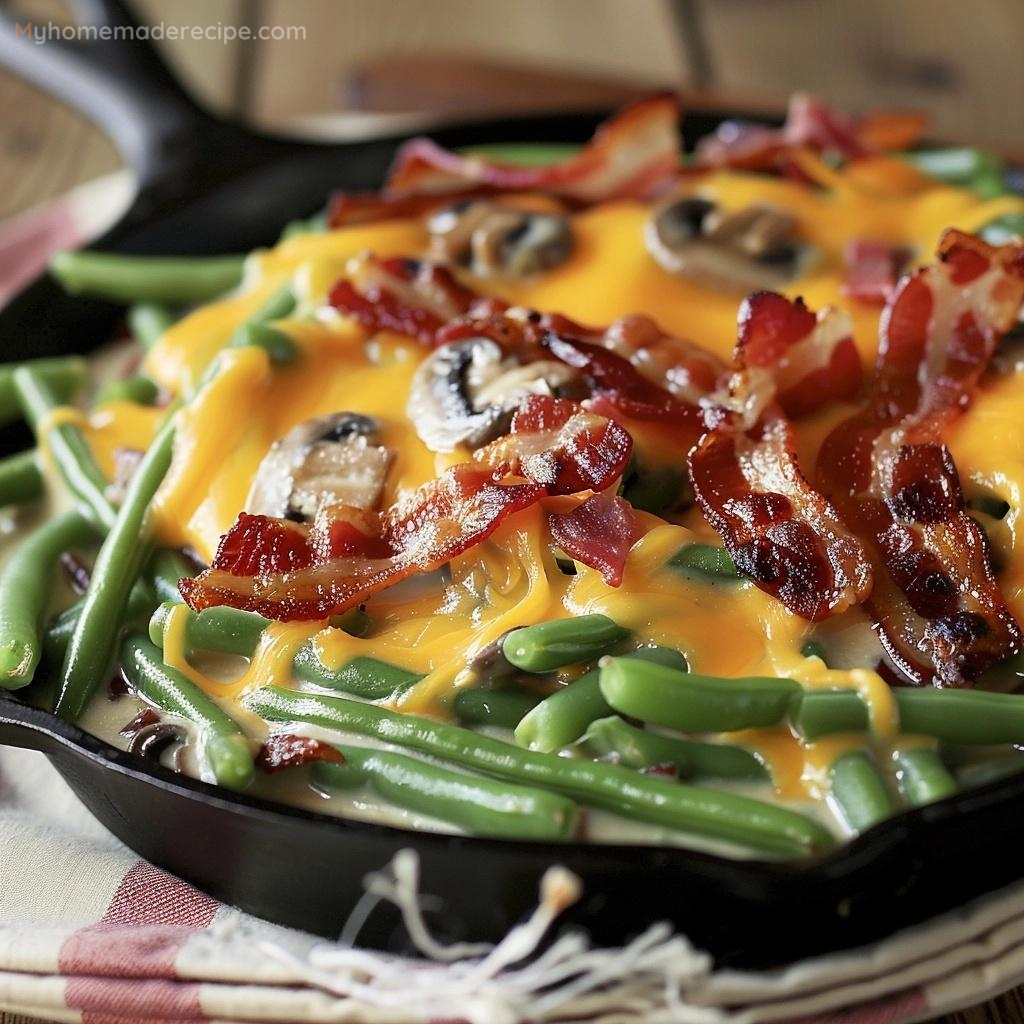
120,709 -> 187,762
428,200 -> 573,278
646,195 -> 812,292
246,413 -> 393,522
408,337 -> 585,452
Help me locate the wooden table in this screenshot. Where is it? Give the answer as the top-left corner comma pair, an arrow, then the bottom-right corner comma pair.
0,67 -> 1022,1024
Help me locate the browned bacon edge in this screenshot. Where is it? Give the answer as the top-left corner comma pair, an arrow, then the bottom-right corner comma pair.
817,230 -> 1024,685
689,292 -> 873,621
181,397 -> 632,620
384,93 -> 681,203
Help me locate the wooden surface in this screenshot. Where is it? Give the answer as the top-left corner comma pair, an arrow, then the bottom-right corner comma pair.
0,12 -> 1022,1023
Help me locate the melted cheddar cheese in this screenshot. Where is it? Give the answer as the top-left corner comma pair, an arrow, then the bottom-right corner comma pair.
67,161 -> 1024,806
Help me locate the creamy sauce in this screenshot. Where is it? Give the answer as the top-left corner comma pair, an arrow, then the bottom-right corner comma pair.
13,159 -> 1024,850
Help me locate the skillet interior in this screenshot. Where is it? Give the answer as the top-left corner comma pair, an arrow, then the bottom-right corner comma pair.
2,99 -> 1023,968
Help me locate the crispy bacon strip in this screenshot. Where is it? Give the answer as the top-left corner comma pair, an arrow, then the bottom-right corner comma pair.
383,94 -> 680,203
329,254 -> 723,428
695,93 -> 925,172
257,735 -> 344,773
180,468 -> 546,620
326,191 -> 476,229
549,493 -> 636,587
818,230 -> 1024,684
181,398 -> 632,621
475,395 -> 633,495
436,303 -> 710,435
733,291 -> 862,419
600,314 -> 728,405
690,293 -> 873,621
327,254 -> 489,345
841,240 -> 912,306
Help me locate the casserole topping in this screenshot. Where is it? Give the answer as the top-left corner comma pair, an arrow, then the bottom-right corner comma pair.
17,92 -> 1024,856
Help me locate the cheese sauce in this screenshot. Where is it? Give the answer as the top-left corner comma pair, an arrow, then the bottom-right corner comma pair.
48,160 -> 1024,845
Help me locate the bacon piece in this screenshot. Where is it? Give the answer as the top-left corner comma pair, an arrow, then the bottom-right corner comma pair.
475,395 -> 633,495
257,734 -> 345,773
436,304 -> 708,429
818,230 -> 1024,684
853,110 -> 928,152
326,191 -> 474,229
695,94 -> 924,172
181,401 -> 632,621
549,493 -> 636,587
543,333 -> 703,428
328,252 -> 723,422
733,291 -> 863,419
328,254 -> 484,344
690,415 -> 872,621
385,94 -> 681,203
842,240 -> 912,305
690,294 -> 873,621
181,467 -> 546,620
601,314 -> 728,405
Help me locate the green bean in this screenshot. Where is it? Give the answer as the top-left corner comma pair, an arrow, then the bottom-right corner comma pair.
96,376 -> 160,406
13,366 -> 115,531
800,640 -> 828,663
50,251 -> 246,304
454,687 -> 542,729
314,745 -> 577,840
292,647 -> 422,700
582,716 -> 768,781
981,212 -> 1024,247
0,356 -> 87,428
793,687 -> 1024,745
514,646 -> 687,752
193,285 -> 297,389
127,303 -> 176,351
0,511 -> 96,688
148,548 -> 194,603
246,686 -> 836,857
956,755 -> 1024,789
461,142 -> 582,166
149,601 -> 269,658
249,284 -> 296,323
894,748 -> 957,807
335,607 -> 371,638
666,543 -> 739,581
44,577 -> 157,667
230,323 -> 298,365
0,449 -> 43,506
146,602 -> 403,694
622,463 -> 686,516
121,635 -> 254,789
278,211 -> 328,242
905,148 -> 1006,197
503,614 -> 631,673
56,420 -> 175,722
600,658 -> 800,733
829,750 -> 896,833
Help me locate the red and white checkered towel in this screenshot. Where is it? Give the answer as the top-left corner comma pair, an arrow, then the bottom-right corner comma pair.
3,175 -> 1024,1024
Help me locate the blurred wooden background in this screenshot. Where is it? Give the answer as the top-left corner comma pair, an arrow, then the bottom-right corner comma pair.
3,0 -> 1024,218
2,4 -> 1024,1022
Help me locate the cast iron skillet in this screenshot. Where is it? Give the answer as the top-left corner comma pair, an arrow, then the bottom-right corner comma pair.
0,0 -> 1021,970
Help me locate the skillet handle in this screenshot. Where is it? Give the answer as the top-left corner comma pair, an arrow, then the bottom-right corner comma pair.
0,0 -> 213,188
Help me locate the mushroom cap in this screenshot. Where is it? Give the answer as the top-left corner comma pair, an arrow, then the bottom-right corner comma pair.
407,337 -> 584,452
646,195 -> 813,292
246,412 -> 393,522
428,200 -> 573,279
